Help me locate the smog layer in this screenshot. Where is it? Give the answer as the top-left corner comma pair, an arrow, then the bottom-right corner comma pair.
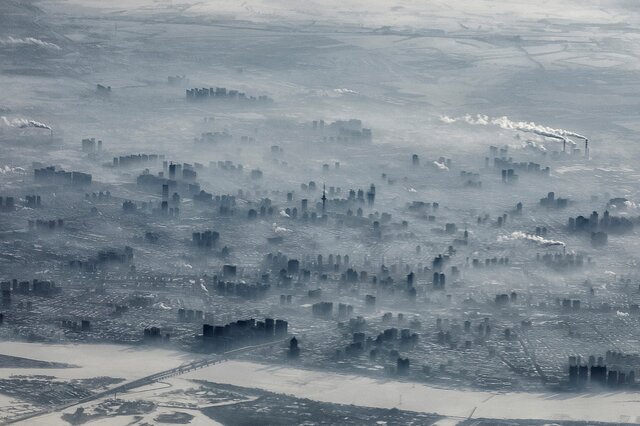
1,0 -> 640,424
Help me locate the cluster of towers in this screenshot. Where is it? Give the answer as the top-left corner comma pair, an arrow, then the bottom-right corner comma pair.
568,354 -> 636,389
202,318 -> 288,352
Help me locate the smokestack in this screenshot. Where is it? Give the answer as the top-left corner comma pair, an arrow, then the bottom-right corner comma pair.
440,114 -> 586,153
585,139 -> 589,159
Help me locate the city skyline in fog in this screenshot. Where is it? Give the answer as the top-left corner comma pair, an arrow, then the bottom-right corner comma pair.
1,0 -> 640,425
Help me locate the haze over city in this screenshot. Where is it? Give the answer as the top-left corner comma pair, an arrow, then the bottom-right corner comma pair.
1,0 -> 640,424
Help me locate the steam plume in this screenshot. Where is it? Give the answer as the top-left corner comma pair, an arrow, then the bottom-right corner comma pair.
440,114 -> 587,147
1,116 -> 52,130
498,231 -> 565,247
0,37 -> 61,50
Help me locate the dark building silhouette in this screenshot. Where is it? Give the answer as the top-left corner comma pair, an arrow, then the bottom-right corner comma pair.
397,357 -> 410,375
288,336 -> 300,358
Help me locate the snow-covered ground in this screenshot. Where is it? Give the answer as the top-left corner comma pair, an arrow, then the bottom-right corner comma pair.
1,342 -> 638,424
185,360 -> 640,424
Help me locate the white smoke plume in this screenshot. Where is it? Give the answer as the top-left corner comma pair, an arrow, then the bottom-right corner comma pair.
334,88 -> 358,95
524,139 -> 547,153
273,223 -> 292,233
0,37 -> 60,50
154,302 -> 172,310
498,231 -> 565,247
433,161 -> 449,171
1,116 -> 51,130
440,114 -> 587,147
0,165 -> 26,175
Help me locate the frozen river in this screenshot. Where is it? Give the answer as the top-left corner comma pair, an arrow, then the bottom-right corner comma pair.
184,361 -> 640,424
0,342 -> 639,424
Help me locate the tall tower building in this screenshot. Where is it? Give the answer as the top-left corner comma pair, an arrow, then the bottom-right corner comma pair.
321,184 -> 327,215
